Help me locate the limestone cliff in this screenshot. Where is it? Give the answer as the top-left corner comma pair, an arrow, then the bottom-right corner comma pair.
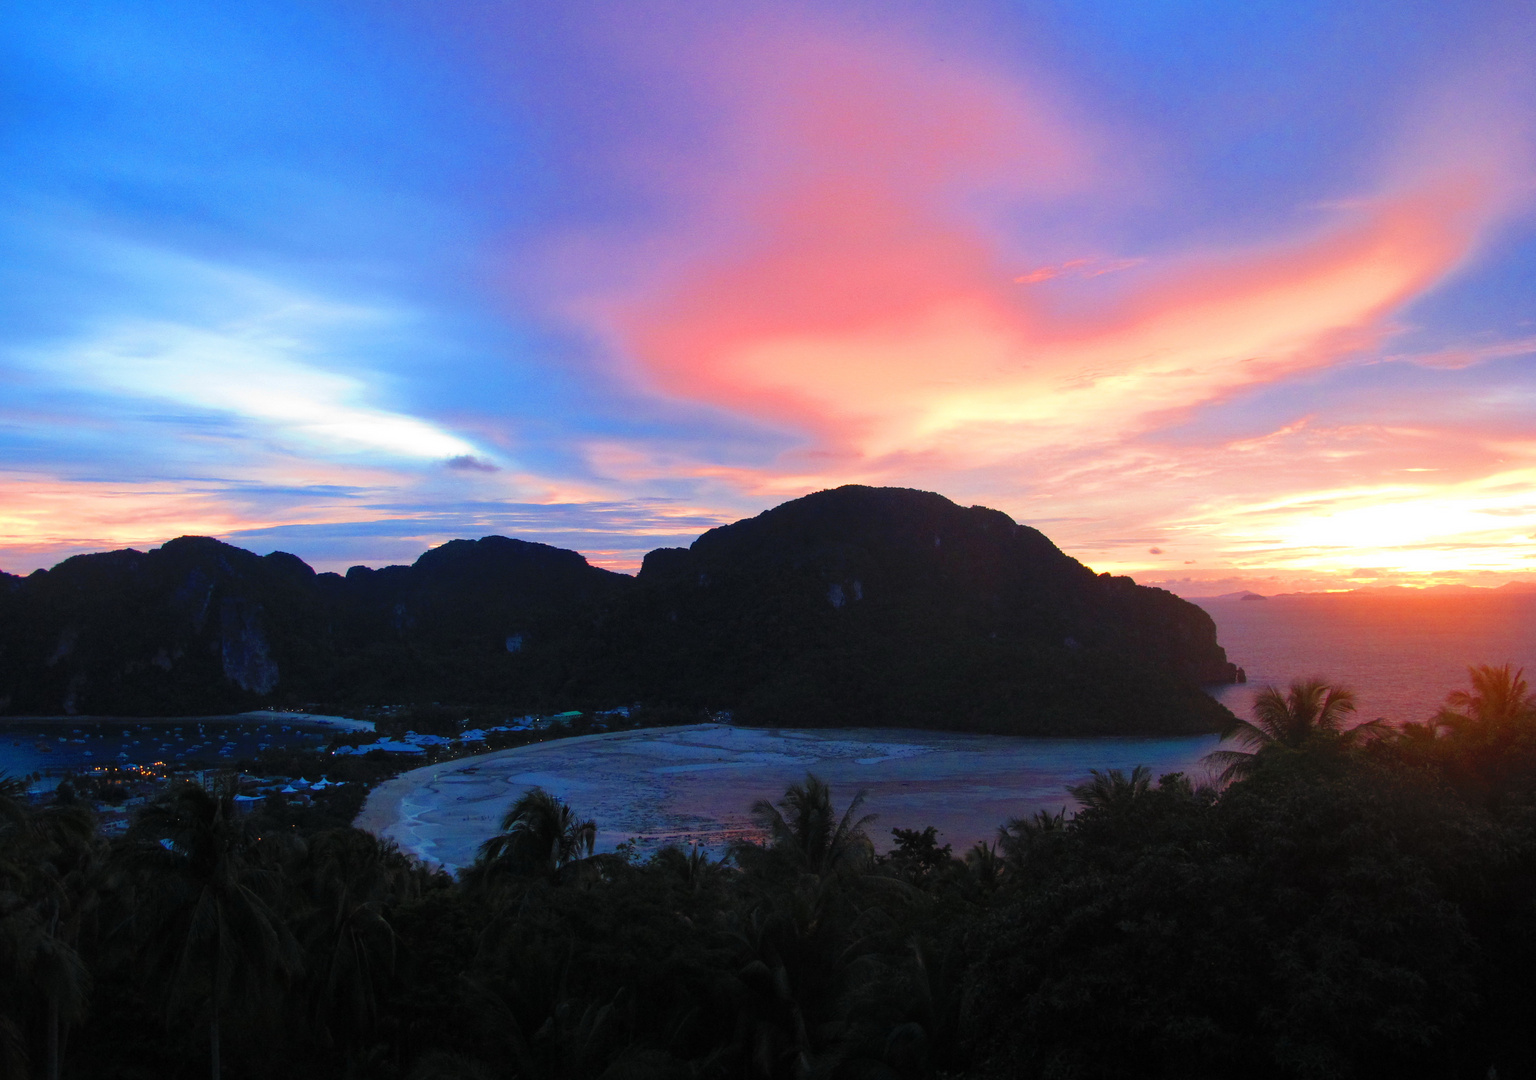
576,486 -> 1237,735
0,487 -> 1237,734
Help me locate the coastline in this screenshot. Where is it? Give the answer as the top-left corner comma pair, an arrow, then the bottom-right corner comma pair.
357,723 -> 1220,872
0,709 -> 374,733
355,728 -> 652,868
355,762 -> 442,839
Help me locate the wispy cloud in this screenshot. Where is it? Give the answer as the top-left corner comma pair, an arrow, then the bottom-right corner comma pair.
1388,336 -> 1536,370
12,254 -> 479,462
1014,256 -> 1144,285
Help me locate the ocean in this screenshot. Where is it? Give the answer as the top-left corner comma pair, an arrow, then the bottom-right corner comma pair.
1197,591 -> 1536,725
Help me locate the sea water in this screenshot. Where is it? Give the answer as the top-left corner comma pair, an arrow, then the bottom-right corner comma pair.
1199,592 -> 1536,723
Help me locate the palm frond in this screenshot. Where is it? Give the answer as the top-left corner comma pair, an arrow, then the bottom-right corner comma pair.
1201,748 -> 1261,782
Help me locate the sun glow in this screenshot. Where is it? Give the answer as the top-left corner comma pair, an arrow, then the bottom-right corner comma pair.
1106,469 -> 1536,588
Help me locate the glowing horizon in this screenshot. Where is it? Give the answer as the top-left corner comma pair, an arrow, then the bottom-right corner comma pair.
3,0 -> 1535,593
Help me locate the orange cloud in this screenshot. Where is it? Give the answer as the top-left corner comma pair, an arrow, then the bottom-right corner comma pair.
0,475 -> 288,567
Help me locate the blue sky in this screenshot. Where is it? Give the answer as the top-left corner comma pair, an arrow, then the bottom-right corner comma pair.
3,0 -> 1535,590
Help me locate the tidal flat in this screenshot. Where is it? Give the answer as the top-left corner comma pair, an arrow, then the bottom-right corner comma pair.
359,723 -> 1220,870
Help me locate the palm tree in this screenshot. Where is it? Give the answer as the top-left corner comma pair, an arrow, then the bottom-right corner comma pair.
650,841 -> 726,895
1401,664 -> 1536,809
994,807 -> 1065,883
126,781 -> 299,1080
744,774 -> 876,879
407,1050 -> 498,1079
719,895 -> 847,1078
1067,765 -> 1152,810
465,941 -> 667,1080
1433,663 -> 1536,735
1203,679 -> 1360,781
28,825 -> 99,1080
27,921 -> 92,1080
288,830 -> 410,1063
841,935 -> 966,1078
0,775 -> 99,1080
0,775 -> 37,1075
962,841 -> 1004,895
473,787 -> 596,884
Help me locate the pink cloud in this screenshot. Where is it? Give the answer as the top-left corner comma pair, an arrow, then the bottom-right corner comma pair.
401,1 -> 1536,591
1015,256 -> 1144,285
555,6 -> 1526,480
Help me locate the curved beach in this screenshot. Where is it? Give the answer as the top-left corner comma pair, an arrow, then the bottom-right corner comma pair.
358,724 -> 1219,872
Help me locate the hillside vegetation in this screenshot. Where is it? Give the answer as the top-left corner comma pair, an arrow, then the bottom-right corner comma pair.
3,667 -> 1535,1078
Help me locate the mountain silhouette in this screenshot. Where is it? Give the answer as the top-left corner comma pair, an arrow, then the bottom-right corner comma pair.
0,486 -> 1238,734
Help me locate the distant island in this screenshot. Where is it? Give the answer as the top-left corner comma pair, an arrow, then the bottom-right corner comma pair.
1192,582 -> 1536,602
0,486 -> 1240,735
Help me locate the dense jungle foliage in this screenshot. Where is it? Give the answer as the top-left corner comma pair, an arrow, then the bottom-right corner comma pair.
4,665 -> 1535,1079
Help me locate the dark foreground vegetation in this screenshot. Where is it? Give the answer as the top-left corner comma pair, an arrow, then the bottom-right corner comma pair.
0,486 -> 1237,735
4,665 -> 1536,1079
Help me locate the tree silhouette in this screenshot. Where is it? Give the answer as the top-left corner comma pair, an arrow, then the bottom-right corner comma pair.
288,829 -> 413,1065
1067,765 -> 1153,810
126,781 -> 299,1079
743,774 -> 875,879
473,787 -> 596,884
883,826 -> 955,888
1433,663 -> 1536,735
0,775 -> 99,1080
648,841 -> 727,896
1395,664 -> 1536,810
719,894 -> 847,1078
1204,678 -> 1360,781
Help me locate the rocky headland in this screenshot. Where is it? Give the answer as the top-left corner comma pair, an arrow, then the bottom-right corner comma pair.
0,486 -> 1239,735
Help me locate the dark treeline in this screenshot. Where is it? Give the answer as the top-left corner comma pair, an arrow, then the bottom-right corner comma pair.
4,665 -> 1536,1079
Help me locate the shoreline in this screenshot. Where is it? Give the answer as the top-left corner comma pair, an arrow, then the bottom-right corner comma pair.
1,709 -> 375,733
358,724 -> 1221,872
355,728 -> 640,864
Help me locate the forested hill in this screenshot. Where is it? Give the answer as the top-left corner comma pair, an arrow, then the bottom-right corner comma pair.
0,533 -> 629,717
576,487 -> 1237,733
0,486 -> 1239,734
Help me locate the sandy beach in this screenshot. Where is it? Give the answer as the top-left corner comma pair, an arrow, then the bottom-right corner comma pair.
358,724 -> 1219,872
234,710 -> 375,733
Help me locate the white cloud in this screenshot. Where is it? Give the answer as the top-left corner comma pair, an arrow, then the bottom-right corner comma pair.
17,252 -> 479,462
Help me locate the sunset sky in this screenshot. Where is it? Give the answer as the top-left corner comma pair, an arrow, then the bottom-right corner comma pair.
4,0 -> 1535,593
